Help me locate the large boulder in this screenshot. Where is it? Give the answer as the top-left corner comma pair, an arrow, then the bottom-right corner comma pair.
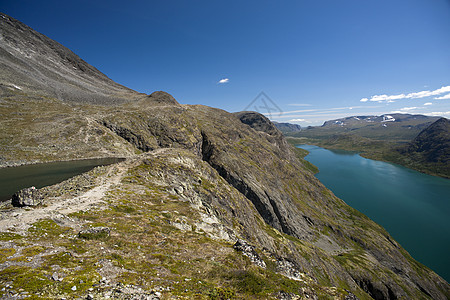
11,186 -> 43,207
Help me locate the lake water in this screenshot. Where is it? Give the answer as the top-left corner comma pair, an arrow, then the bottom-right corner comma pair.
0,158 -> 124,202
298,144 -> 450,282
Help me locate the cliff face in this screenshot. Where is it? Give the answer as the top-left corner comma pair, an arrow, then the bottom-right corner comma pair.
273,121 -> 302,134
0,13 -> 449,299
387,117 -> 450,178
402,118 -> 450,164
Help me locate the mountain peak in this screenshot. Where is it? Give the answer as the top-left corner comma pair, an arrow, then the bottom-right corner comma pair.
145,91 -> 179,105
405,117 -> 450,163
0,12 -> 139,105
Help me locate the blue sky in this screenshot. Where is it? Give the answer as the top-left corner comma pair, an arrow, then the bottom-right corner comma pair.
2,0 -> 450,125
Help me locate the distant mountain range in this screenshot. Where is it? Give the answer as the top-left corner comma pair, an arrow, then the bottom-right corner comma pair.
288,113 -> 440,141
273,121 -> 302,134
285,114 -> 449,178
321,113 -> 437,128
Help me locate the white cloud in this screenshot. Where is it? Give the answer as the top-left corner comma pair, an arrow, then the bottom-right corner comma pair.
424,111 -> 450,117
435,93 -> 450,100
370,94 -> 406,102
424,102 -> 432,106
362,85 -> 450,103
400,107 -> 418,111
218,78 -> 229,84
289,119 -> 306,122
389,107 -> 418,114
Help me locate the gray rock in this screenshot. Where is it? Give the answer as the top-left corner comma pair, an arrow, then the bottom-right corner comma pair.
51,272 -> 65,282
233,239 -> 266,268
11,186 -> 43,207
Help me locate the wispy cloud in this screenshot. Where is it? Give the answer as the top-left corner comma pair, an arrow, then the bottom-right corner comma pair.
275,109 -> 316,114
360,85 -> 450,103
289,118 -> 307,122
278,105 -> 378,116
435,93 -> 450,100
287,103 -> 312,107
218,78 -> 229,84
424,102 -> 433,106
390,107 -> 418,114
424,111 -> 450,117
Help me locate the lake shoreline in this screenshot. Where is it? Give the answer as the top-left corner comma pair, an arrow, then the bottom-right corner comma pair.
0,155 -> 128,169
0,157 -> 125,202
288,137 -> 450,179
298,144 -> 450,282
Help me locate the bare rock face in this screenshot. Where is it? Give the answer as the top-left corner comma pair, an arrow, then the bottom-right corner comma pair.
233,111 -> 282,137
11,186 -> 42,207
233,239 -> 266,268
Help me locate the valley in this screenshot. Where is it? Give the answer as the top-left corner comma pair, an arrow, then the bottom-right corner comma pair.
284,114 -> 450,178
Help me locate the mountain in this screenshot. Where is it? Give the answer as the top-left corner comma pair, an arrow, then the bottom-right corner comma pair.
290,113 -> 440,142
402,117 -> 450,163
389,118 -> 450,177
273,121 -> 302,134
285,114 -> 449,178
0,13 -> 449,299
322,114 -> 435,128
0,12 -> 141,105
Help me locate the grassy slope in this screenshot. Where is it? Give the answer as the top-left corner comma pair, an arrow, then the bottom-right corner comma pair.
0,98 -> 448,298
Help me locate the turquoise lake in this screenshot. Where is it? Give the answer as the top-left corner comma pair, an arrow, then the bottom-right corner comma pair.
298,145 -> 450,282
0,158 -> 124,202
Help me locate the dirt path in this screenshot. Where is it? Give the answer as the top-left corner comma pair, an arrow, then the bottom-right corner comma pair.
0,160 -> 132,234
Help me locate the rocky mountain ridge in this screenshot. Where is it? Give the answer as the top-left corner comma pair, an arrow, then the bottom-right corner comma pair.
321,114 -> 438,128
401,117 -> 450,162
389,117 -> 450,177
273,122 -> 302,134
0,12 -> 449,299
0,12 -> 141,105
289,113 -> 440,142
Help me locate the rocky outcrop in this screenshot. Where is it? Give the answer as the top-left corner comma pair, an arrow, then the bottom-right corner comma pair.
11,186 -> 43,207
402,117 -> 450,164
233,239 -> 266,268
234,111 -> 281,137
144,91 -> 179,105
102,120 -> 155,152
273,121 -> 302,134
392,117 -> 450,177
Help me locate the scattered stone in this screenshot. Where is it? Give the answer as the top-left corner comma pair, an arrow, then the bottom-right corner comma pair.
71,285 -> 77,291
233,239 -> 266,268
344,291 -> 360,300
51,272 -> 65,282
276,259 -> 304,282
11,186 -> 43,207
